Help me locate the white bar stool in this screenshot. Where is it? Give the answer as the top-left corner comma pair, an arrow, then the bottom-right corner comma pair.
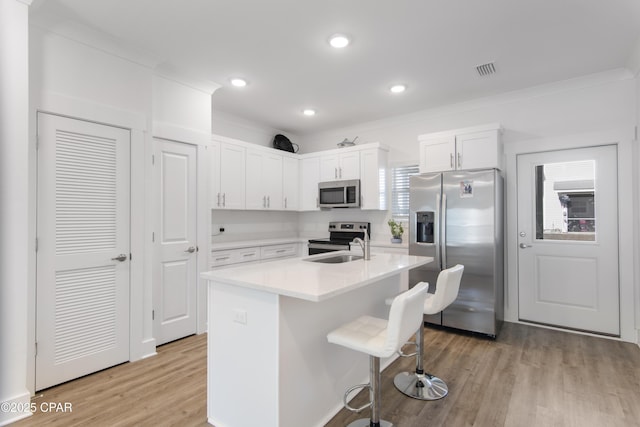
327,281 -> 429,427
390,264 -> 464,401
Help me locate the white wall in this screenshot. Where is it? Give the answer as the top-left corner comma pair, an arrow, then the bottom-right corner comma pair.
0,1 -> 32,424
212,108 -> 302,150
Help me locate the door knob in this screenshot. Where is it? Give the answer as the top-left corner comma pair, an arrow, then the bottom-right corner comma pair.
111,254 -> 128,262
519,243 -> 532,249
184,246 -> 196,253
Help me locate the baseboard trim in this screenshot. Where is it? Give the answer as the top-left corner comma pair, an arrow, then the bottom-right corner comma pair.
0,391 -> 32,426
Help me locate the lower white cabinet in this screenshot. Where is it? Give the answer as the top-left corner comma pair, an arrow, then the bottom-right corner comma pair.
210,247 -> 260,268
260,243 -> 299,260
210,242 -> 301,269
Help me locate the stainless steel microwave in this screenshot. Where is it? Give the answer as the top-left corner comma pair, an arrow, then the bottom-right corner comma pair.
318,179 -> 360,208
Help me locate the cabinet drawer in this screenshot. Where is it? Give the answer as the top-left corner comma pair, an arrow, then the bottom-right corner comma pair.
260,243 -> 298,260
210,247 -> 260,268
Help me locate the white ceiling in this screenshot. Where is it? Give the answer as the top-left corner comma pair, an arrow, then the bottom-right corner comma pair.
30,0 -> 640,135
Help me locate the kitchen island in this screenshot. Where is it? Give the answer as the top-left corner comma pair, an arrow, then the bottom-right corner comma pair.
201,251 -> 432,427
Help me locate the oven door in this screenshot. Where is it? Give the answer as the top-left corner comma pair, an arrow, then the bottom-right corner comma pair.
308,243 -> 350,255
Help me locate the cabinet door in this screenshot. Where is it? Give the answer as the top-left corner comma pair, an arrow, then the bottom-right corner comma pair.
245,150 -> 264,210
209,140 -> 221,209
263,153 -> 283,210
219,143 -> 245,209
282,156 -> 299,210
338,152 -> 360,180
360,148 -> 388,210
320,154 -> 340,181
300,156 -> 320,211
455,130 -> 501,170
419,136 -> 456,173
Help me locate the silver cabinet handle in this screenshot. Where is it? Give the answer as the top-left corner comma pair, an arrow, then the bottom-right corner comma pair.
217,192 -> 221,207
215,256 -> 230,261
111,254 -> 127,262
316,197 -> 319,208
284,197 -> 287,209
519,243 -> 532,249
267,196 -> 270,208
339,167 -> 342,178
450,153 -> 454,168
222,193 -> 226,207
263,195 -> 266,208
334,167 -> 338,179
457,152 -> 461,168
185,246 -> 196,253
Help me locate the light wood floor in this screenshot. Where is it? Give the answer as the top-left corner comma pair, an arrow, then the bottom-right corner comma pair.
13,322 -> 640,427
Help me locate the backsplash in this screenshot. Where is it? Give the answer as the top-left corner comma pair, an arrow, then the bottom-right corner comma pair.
210,209 -> 403,243
211,210 -> 299,243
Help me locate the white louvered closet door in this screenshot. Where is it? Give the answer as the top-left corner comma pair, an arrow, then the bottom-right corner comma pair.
36,113 -> 130,391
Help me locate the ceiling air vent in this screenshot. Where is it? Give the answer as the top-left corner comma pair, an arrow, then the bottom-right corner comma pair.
476,62 -> 496,77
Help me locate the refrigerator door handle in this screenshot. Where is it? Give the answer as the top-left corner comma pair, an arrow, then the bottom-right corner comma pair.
435,192 -> 441,269
441,193 -> 447,269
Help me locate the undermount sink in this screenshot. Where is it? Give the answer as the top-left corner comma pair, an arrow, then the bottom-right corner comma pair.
305,254 -> 363,264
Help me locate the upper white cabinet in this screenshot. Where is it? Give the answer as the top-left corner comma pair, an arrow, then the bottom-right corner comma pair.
360,148 -> 389,210
246,149 -> 283,210
320,151 -> 360,181
419,124 -> 502,173
282,156 -> 299,210
209,138 -> 388,212
209,139 -> 245,209
299,156 -> 321,211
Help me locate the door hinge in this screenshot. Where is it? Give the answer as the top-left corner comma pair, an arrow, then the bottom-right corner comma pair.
36,134 -> 39,150
35,342 -> 38,356
152,232 -> 155,242
129,253 -> 132,261
152,154 -> 155,165
35,237 -> 38,252
635,125 -> 638,141
152,310 -> 155,320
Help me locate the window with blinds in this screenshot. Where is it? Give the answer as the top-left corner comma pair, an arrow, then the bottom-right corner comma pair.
391,165 -> 419,219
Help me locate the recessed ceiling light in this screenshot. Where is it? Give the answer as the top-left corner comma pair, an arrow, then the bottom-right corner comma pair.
302,109 -> 316,116
390,84 -> 407,94
230,78 -> 247,87
329,34 -> 350,49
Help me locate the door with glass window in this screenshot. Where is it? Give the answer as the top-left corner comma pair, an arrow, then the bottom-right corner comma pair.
517,145 -> 619,335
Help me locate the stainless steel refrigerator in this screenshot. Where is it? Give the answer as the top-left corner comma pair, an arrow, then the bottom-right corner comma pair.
409,169 -> 503,337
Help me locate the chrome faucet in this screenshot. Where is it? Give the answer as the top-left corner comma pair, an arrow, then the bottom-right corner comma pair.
353,232 -> 371,260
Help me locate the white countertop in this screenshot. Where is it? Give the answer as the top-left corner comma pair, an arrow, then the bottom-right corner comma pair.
201,251 -> 432,302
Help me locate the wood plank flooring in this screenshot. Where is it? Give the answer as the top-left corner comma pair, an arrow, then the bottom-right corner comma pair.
12,322 -> 640,427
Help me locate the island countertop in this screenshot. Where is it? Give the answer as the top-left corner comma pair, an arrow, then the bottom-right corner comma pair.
200,251 -> 433,302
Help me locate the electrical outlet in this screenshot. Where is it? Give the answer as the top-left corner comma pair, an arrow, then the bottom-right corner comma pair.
233,308 -> 247,325
219,227 -> 225,232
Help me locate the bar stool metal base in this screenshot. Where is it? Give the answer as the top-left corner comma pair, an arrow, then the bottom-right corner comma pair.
346,419 -> 393,427
393,371 -> 448,400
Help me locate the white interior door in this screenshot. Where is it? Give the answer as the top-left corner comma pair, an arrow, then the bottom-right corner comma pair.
36,113 -> 130,390
154,139 -> 197,345
517,145 -> 619,335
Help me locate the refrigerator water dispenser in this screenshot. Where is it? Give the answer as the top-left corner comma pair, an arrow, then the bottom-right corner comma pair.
416,211 -> 434,243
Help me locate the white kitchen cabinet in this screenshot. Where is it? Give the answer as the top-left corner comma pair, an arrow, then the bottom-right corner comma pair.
282,156 -> 299,210
260,242 -> 300,260
359,148 -> 389,210
210,241 -> 300,269
246,149 -> 283,210
320,151 -> 360,181
419,124 -> 502,173
299,156 -> 321,211
210,140 -> 246,209
210,246 -> 260,268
